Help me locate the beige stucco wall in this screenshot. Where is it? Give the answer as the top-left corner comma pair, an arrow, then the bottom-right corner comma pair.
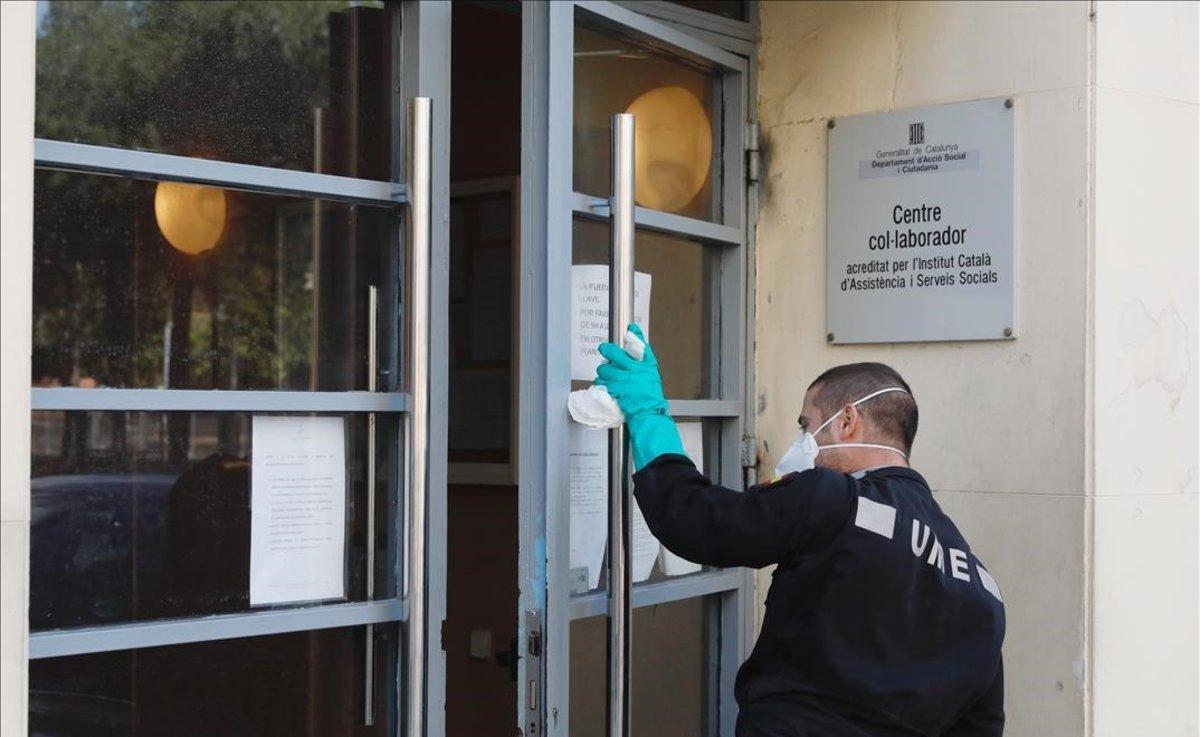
1,2 -> 36,735
756,1 -> 1199,734
755,2 -> 1094,735
1091,2 -> 1198,736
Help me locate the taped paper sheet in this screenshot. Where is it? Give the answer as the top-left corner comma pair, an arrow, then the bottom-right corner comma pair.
569,424 -> 608,590
250,415 -> 347,606
569,423 -> 661,587
659,421 -> 705,577
570,265 -> 651,381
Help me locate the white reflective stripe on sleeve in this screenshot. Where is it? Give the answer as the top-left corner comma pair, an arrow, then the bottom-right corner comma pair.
977,563 -> 1003,602
854,497 -> 897,539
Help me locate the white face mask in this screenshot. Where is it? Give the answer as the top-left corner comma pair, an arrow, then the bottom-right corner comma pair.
774,387 -> 911,478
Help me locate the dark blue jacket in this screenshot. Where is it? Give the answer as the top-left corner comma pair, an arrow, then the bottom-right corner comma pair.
633,457 -> 1005,736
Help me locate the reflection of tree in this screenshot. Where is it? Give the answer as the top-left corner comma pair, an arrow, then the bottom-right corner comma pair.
32,1 -> 364,396
274,207 -> 317,389
33,1 -> 394,472
37,1 -> 341,167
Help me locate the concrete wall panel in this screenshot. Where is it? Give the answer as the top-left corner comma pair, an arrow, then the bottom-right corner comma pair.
1092,494 -> 1199,737
1094,88 -> 1199,500
891,1 -> 1091,107
1091,7 -> 1199,729
0,2 -> 36,734
1096,0 -> 1200,104
935,490 -> 1088,737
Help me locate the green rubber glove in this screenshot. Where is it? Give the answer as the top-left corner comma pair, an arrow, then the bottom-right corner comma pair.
595,324 -> 685,471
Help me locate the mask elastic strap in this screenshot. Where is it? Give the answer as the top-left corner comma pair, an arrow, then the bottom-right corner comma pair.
817,442 -> 909,461
850,386 -> 910,405
813,386 -> 910,436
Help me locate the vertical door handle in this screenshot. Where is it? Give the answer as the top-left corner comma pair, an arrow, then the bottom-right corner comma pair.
405,96 -> 433,737
365,284 -> 379,725
607,112 -> 636,737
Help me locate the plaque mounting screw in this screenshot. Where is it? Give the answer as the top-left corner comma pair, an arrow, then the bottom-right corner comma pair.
826,333 -> 835,342
827,119 -> 836,129
1003,327 -> 1013,337
1004,98 -> 1014,109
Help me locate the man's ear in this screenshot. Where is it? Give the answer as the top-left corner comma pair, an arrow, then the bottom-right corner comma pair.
840,403 -> 861,439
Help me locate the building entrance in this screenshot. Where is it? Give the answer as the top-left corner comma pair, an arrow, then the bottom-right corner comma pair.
26,2 -> 755,735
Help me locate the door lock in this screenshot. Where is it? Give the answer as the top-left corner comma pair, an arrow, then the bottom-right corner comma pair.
524,611 -> 543,737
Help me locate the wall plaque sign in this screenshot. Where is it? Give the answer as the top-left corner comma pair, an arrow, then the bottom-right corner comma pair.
827,98 -> 1015,343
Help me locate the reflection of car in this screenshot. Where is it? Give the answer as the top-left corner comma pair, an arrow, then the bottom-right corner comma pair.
30,472 -> 177,630
30,458 -> 254,737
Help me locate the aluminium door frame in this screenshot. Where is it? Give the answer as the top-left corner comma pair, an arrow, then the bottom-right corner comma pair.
611,1 -> 756,47
518,2 -> 757,735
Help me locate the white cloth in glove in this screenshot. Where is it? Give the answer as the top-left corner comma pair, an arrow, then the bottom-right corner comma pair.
567,330 -> 646,429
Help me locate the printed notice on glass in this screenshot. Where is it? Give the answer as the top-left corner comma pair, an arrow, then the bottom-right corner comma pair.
659,421 -> 704,577
570,265 -> 652,381
250,415 -> 347,606
827,98 -> 1014,343
569,423 -> 660,588
570,423 -> 609,590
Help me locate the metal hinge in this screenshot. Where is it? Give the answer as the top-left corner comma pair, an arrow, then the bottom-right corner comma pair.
745,122 -> 761,185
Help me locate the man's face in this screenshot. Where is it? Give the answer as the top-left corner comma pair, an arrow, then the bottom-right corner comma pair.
797,386 -> 823,441
798,383 -> 854,472
797,385 -> 836,470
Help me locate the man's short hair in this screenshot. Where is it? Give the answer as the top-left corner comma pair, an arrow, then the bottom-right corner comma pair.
808,362 -> 918,454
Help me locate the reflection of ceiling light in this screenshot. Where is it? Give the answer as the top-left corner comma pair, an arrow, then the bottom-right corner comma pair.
626,85 -> 712,213
154,181 -> 226,255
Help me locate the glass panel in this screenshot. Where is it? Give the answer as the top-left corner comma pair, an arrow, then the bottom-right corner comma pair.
667,1 -> 748,21
32,169 -> 396,392
569,418 -> 720,596
29,624 -> 397,737
448,186 -> 515,466
36,2 -> 395,180
570,598 -> 711,737
30,411 -> 398,630
572,218 -> 717,400
574,24 -> 720,222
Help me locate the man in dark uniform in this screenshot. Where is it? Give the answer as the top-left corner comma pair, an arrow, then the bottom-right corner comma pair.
594,325 -> 1005,737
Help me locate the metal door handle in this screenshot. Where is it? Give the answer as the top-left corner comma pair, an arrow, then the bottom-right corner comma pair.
607,112 -> 636,737
365,284 -> 379,725
405,96 -> 432,737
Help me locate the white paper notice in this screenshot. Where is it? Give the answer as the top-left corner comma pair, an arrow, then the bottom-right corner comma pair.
570,424 -> 609,590
570,423 -> 661,586
659,421 -> 704,577
571,265 -> 652,381
250,416 -> 347,606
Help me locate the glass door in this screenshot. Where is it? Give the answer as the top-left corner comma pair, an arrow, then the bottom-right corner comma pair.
27,2 -> 450,735
519,3 -> 753,735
